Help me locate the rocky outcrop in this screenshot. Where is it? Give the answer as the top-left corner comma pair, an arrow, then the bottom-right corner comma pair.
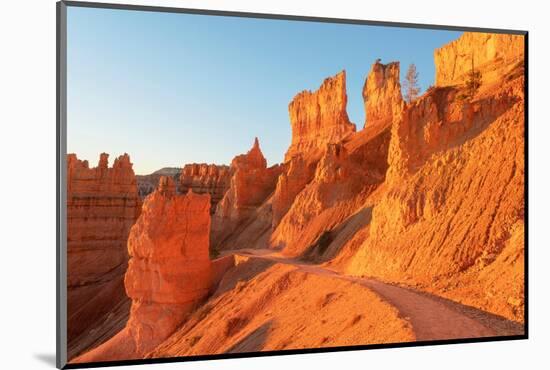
284,71 -> 356,162
340,64 -> 525,322
67,153 -> 141,358
271,156 -> 315,228
386,63 -> 523,184
212,138 -> 282,249
271,66 -> 397,230
179,163 -> 232,212
271,140 -> 382,257
363,61 -> 404,129
270,63 -> 399,257
73,177 -> 234,362
434,32 -> 524,87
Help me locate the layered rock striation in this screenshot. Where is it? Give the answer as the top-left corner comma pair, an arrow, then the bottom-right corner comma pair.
285,71 -> 356,162
67,153 -> 141,358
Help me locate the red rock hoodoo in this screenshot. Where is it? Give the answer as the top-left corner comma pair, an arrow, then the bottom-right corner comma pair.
211,138 -> 282,249
67,153 -> 141,358
284,71 -> 356,162
363,61 -> 404,129
74,177 -> 234,361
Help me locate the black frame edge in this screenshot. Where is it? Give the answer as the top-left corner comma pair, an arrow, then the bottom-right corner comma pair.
57,1 -> 68,369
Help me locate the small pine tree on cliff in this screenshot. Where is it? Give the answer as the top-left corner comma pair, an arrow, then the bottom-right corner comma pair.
404,63 -> 420,103
465,54 -> 482,99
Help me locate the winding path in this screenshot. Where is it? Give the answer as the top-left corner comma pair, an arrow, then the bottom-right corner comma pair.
230,249 -> 523,341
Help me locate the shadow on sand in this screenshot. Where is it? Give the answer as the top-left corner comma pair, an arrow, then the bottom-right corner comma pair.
225,320 -> 273,354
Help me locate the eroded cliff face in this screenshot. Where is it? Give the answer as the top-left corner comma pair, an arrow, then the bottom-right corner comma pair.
67,153 -> 141,359
179,163 -> 232,212
212,138 -> 282,249
271,63 -> 398,258
434,32 -> 524,87
363,61 -> 404,130
335,35 -> 525,322
284,71 -> 356,162
73,177 -> 234,362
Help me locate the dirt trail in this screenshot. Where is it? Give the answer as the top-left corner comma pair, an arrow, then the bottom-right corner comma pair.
230,249 -> 523,341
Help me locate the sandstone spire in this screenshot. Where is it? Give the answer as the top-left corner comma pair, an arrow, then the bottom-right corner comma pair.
212,138 -> 282,248
363,60 -> 404,130
285,71 -> 356,162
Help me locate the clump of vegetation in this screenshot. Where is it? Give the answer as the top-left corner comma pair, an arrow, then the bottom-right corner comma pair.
458,54 -> 482,102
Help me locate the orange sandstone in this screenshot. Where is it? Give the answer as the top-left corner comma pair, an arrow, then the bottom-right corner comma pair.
434,32 -> 524,87
337,35 -> 525,323
179,163 -> 232,212
73,177 -> 233,362
285,71 -> 356,162
67,153 -> 141,359
212,138 -> 282,249
363,61 -> 404,129
148,260 -> 414,357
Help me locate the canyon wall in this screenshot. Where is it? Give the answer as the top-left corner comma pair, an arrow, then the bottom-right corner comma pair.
337,34 -> 525,322
434,32 -> 524,87
284,71 -> 356,162
179,163 -> 232,212
67,153 -> 141,358
74,177 -> 234,362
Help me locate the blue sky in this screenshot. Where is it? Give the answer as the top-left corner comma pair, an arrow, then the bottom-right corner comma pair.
67,6 -> 461,175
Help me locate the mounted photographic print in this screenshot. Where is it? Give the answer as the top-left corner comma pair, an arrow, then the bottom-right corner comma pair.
56,1 -> 528,368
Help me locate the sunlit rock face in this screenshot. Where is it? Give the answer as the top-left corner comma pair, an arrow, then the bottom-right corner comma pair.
270,63 -> 400,257
66,153 -> 141,357
363,61 -> 404,130
285,71 -> 356,162
271,155 -> 315,228
434,32 -> 524,87
340,34 -> 526,323
73,177 -> 235,361
212,138 -> 282,249
123,177 -> 213,354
